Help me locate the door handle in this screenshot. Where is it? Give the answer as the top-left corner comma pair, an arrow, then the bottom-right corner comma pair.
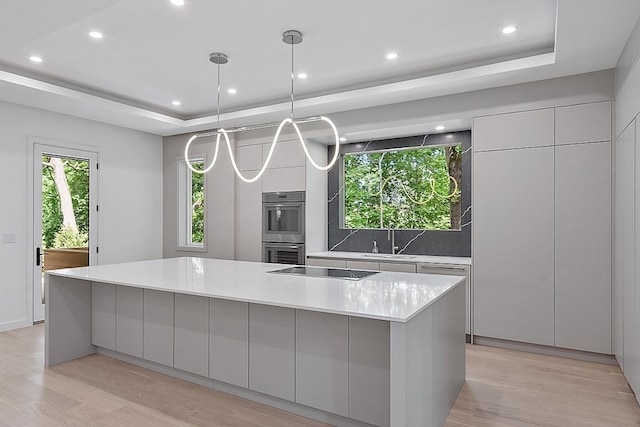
36,247 -> 42,266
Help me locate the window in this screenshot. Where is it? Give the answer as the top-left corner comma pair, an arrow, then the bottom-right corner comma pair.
177,158 -> 205,249
343,144 -> 462,230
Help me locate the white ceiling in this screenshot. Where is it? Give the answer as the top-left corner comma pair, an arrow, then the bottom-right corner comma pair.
0,0 -> 639,137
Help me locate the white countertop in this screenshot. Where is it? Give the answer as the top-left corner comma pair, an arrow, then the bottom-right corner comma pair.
307,251 -> 472,266
47,257 -> 464,322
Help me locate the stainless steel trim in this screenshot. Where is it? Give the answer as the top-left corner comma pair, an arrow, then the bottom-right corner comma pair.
418,264 -> 467,271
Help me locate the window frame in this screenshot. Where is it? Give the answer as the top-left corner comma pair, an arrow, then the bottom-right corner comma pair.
176,154 -> 207,252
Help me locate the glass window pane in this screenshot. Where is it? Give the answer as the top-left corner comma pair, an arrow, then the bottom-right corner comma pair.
343,145 -> 462,230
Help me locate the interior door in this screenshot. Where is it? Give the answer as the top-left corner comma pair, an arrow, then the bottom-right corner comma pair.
33,144 -> 98,322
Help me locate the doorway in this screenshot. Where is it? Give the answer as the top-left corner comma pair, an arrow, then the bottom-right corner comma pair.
32,144 -> 98,322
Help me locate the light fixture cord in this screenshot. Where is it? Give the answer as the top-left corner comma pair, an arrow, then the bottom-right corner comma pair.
290,37 -> 295,120
217,61 -> 221,130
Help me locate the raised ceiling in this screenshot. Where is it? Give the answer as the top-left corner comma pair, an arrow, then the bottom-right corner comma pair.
0,0 -> 639,136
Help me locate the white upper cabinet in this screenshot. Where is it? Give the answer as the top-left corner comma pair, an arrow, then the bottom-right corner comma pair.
555,101 -> 612,145
236,144 -> 264,171
473,108 -> 554,151
263,139 -> 306,168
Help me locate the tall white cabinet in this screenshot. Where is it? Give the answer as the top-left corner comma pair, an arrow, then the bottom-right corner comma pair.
473,101 -> 613,354
615,119 -> 640,397
235,132 -> 327,262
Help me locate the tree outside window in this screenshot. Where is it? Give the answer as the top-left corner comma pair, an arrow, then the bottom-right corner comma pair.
343,144 -> 462,230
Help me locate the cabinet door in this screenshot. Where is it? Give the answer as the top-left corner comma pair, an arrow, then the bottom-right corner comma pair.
346,260 -> 380,270
306,257 -> 347,268
174,294 -> 209,377
380,262 -> 417,273
349,317 -> 390,427
555,142 -> 612,353
115,286 -> 143,358
143,289 -> 174,366
210,299 -> 248,388
262,166 -> 305,192
263,139 -> 305,168
473,147 -> 555,345
634,119 -> 640,398
473,108 -> 554,151
237,144 -> 263,171
236,175 -> 262,262
92,282 -> 115,350
418,264 -> 470,335
249,304 -> 295,401
555,101 -> 611,145
296,310 -> 349,416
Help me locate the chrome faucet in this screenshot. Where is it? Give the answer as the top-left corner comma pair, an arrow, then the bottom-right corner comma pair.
387,227 -> 399,255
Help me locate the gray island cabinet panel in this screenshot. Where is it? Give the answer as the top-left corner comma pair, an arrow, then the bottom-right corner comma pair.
249,303 -> 295,401
473,146 -> 555,346
554,141 -> 612,353
209,299 -> 248,388
115,286 -> 143,358
295,310 -> 349,417
91,282 -> 115,350
143,289 -> 174,366
174,294 -> 209,377
349,317 -> 391,427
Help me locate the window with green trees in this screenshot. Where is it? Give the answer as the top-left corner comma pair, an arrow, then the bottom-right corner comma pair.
343,144 -> 462,230
178,159 -> 205,248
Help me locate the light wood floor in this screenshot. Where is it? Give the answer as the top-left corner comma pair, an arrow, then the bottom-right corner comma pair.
1,325 -> 639,426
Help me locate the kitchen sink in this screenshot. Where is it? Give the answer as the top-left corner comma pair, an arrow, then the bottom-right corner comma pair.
361,254 -> 416,260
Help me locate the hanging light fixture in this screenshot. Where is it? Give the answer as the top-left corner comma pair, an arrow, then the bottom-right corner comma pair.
184,30 -> 340,182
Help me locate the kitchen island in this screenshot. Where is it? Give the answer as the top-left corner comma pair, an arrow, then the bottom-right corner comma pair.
46,257 -> 465,427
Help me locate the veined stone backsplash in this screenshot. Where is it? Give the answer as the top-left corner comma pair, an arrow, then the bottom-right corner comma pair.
327,131 -> 471,257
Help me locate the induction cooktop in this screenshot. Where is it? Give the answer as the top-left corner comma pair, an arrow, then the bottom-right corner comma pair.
268,266 -> 379,281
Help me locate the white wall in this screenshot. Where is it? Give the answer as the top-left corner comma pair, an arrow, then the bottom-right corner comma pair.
0,100 -> 163,332
163,133 -> 236,260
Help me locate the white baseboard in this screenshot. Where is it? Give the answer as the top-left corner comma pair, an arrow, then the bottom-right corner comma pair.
0,319 -> 33,333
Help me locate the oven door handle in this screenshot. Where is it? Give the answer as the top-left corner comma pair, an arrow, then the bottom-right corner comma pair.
264,203 -> 302,208
266,244 -> 302,249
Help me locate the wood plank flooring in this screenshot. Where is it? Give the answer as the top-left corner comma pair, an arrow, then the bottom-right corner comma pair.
1,325 -> 639,426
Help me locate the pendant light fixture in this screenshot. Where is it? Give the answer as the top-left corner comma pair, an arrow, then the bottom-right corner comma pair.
184,30 -> 340,182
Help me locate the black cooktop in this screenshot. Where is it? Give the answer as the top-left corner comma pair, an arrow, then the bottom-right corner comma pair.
268,266 -> 379,281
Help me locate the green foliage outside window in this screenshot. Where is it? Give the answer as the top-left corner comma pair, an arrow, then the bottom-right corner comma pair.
191,163 -> 205,244
343,145 -> 462,230
42,157 -> 89,248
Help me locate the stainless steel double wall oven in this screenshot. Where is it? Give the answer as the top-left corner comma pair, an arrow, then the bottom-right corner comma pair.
262,191 -> 305,264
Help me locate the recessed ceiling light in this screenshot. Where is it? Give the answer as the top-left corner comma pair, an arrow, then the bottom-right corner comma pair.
89,31 -> 103,39
170,0 -> 184,5
172,100 -> 181,106
446,134 -> 453,138
435,125 -> 446,131
297,73 -> 307,79
339,137 -> 347,142
502,26 -> 517,34
227,88 -> 237,94
386,52 -> 398,60
30,56 -> 43,63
